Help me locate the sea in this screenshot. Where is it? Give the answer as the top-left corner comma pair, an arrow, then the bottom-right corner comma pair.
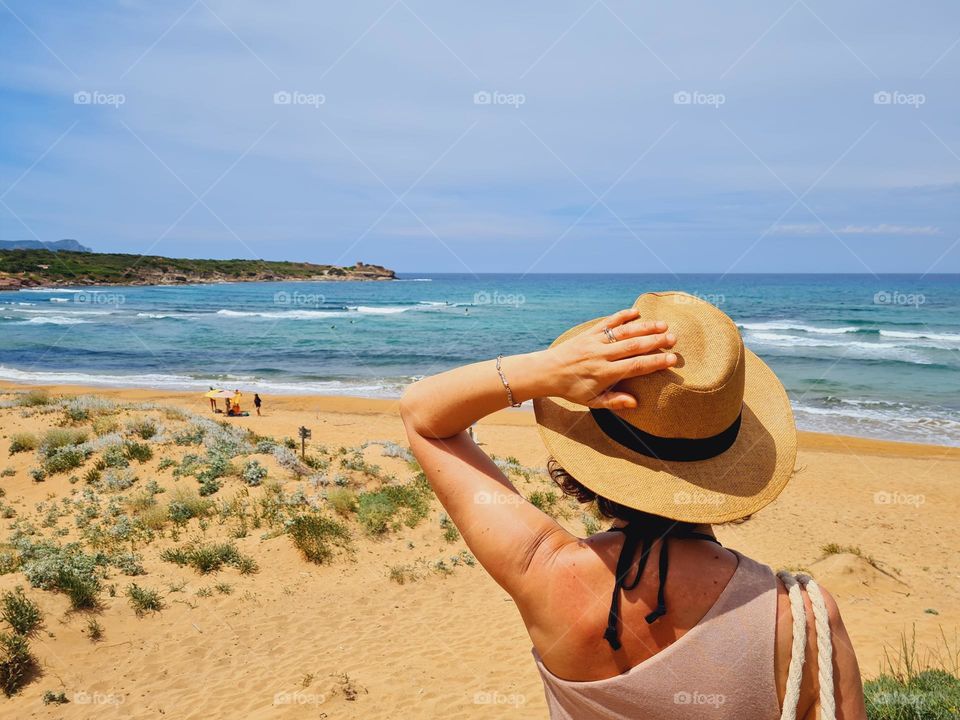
0,274 -> 957,446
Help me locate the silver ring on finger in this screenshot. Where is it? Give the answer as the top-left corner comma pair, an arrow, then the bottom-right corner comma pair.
603,327 -> 618,343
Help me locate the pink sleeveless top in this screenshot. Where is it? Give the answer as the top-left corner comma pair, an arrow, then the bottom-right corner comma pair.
532,550 -> 781,720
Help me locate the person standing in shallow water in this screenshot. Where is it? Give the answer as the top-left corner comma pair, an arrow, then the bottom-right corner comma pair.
401,293 -> 866,720
254,393 -> 262,416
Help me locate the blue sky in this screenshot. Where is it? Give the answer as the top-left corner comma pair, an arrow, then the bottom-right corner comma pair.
1,1 -> 958,273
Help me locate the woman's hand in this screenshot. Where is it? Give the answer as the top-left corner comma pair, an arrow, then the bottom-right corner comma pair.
543,308 -> 677,410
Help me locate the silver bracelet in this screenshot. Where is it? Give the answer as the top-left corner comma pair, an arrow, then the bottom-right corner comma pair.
496,354 -> 522,408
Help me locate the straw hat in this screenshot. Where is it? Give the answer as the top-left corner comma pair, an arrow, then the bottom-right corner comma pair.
533,291 -> 797,523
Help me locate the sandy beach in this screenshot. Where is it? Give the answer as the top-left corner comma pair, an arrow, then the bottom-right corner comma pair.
0,381 -> 957,719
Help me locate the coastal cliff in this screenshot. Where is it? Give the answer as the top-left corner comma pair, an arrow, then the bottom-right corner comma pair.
0,249 -> 395,288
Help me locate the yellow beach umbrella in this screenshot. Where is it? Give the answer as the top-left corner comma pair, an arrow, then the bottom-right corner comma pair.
204,389 -> 224,399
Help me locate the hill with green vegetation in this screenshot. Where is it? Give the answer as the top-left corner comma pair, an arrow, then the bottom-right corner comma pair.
0,249 -> 395,289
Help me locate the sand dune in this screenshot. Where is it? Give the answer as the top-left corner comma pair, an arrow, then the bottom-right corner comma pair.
0,382 -> 957,718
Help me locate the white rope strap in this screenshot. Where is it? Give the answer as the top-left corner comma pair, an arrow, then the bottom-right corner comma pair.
777,571 -> 807,720
776,571 -> 836,720
797,574 -> 836,720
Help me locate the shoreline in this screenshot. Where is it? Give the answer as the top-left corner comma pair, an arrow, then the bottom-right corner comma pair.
2,379 -> 957,457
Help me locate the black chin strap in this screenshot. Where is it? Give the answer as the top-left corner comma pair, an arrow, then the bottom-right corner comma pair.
603,523 -> 721,652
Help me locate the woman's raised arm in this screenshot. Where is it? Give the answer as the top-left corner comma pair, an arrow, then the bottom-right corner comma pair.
399,309 -> 677,598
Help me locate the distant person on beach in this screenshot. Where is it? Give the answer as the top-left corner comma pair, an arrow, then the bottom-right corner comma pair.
208,388 -> 217,413
254,393 -> 262,416
402,293 -> 866,719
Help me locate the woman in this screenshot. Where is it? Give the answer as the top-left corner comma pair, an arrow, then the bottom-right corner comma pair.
401,292 -> 865,719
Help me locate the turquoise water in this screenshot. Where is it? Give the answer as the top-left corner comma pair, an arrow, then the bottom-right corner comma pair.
0,274 -> 957,445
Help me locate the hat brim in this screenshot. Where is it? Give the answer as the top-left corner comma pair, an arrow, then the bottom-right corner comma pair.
533,324 -> 797,524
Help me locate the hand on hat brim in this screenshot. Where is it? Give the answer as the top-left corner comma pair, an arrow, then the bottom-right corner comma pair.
546,308 -> 678,411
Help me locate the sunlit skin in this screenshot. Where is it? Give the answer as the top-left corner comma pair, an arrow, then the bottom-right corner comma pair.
401,308 -> 866,719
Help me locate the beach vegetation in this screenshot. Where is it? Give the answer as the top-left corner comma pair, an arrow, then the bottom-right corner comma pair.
0,467 -> 13,477
101,443 -> 129,468
0,631 -> 34,696
39,427 -> 88,455
439,513 -> 460,542
42,445 -> 91,475
85,617 -> 104,642
0,587 -> 42,636
242,459 -> 267,487
865,626 -> 960,719
103,468 -> 137,492
166,488 -> 214,526
160,540 -> 257,574
123,440 -> 153,463
528,489 -> 563,517
92,416 -> 120,436
17,390 -> 51,407
356,480 -> 431,535
29,468 -> 46,482
173,423 -> 206,446
8,433 -> 38,455
388,564 -> 420,585
327,488 -> 357,516
17,539 -> 104,609
287,513 -> 351,564
126,418 -> 158,440
42,690 -> 69,705
126,583 -> 164,616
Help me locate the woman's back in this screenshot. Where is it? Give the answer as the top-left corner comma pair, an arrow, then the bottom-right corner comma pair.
518,528 -> 865,719
531,540 -> 778,719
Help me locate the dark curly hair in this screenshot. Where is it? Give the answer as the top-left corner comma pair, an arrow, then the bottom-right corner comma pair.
548,457 -> 750,533
547,457 -> 695,534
